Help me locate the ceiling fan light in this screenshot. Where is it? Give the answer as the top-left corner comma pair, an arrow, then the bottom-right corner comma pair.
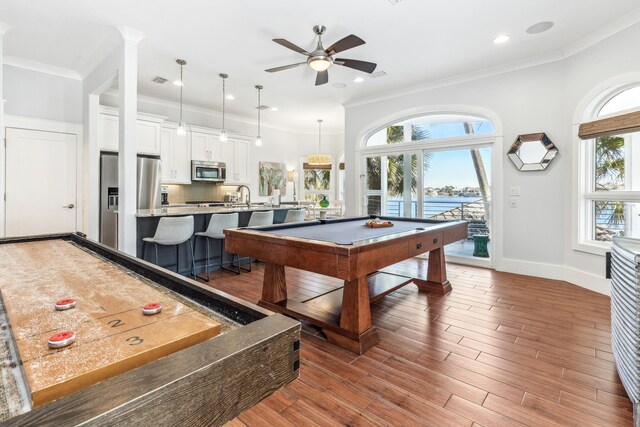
308,56 -> 332,72
219,129 -> 228,142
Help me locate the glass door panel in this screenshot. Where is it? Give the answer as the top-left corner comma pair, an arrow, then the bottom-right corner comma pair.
363,153 -> 419,218
422,147 -> 492,260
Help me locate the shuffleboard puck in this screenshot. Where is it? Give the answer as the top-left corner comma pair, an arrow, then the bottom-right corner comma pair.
54,298 -> 77,311
142,303 -> 162,315
48,331 -> 76,349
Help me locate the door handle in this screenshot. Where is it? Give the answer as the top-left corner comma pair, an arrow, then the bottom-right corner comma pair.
63,204 -> 75,209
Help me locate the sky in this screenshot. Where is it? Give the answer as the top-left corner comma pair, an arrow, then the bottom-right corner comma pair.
423,147 -> 492,188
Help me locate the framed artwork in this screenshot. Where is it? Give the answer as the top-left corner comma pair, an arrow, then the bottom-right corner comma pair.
258,161 -> 287,196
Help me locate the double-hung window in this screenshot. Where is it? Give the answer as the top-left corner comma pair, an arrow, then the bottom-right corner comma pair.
577,86 -> 640,253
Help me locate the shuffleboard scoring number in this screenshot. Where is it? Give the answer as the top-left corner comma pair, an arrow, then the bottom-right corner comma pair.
108,319 -> 124,328
126,336 -> 144,346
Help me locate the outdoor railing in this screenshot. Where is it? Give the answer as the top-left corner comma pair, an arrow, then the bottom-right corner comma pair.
367,198 -> 490,238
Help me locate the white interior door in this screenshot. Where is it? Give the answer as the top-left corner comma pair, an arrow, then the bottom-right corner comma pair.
5,128 -> 77,237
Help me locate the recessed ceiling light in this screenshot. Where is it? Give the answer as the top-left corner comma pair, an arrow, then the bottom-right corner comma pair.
173,80 -> 184,86
493,34 -> 510,44
332,83 -> 346,89
225,94 -> 235,100
270,107 -> 278,111
526,21 -> 554,35
353,76 -> 364,83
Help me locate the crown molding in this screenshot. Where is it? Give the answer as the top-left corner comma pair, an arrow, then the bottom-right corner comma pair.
0,22 -> 12,35
102,88 -> 343,134
562,6 -> 640,58
116,26 -> 146,44
344,50 -> 565,109
3,55 -> 82,80
345,9 -> 640,109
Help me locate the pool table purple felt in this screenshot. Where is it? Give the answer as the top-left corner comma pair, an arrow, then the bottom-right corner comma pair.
225,216 -> 468,354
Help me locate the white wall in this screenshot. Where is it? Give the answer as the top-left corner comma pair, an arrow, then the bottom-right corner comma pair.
344,22 -> 640,295
3,65 -> 82,123
101,92 -> 345,202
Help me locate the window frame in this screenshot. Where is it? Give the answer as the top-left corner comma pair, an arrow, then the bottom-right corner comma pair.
574,84 -> 640,256
300,162 -> 333,203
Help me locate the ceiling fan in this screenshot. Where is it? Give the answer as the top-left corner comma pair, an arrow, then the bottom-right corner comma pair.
265,25 -> 377,86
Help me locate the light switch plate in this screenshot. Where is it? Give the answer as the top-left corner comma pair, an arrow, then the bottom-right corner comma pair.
509,186 -> 521,196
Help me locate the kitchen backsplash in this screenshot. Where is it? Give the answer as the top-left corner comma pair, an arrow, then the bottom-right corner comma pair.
165,183 -> 241,204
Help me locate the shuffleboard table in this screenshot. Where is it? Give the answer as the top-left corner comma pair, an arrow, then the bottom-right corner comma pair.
0,232 -> 300,426
225,215 -> 468,354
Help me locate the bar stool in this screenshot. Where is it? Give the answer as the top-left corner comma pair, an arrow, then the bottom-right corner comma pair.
284,209 -> 305,223
142,216 -> 195,278
248,210 -> 274,227
194,212 -> 240,282
241,210 -> 274,270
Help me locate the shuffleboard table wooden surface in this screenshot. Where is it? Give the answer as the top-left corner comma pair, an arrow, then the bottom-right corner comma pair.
0,232 -> 300,426
225,215 -> 468,354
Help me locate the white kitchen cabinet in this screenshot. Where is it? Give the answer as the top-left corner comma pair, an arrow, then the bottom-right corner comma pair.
136,120 -> 162,155
99,112 -> 162,155
160,127 -> 191,184
191,131 -> 221,161
99,114 -> 119,152
221,138 -> 249,184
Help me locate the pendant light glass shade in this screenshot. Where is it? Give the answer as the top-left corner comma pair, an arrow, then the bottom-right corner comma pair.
219,73 -> 228,142
307,119 -> 332,165
255,85 -> 263,147
176,59 -> 187,136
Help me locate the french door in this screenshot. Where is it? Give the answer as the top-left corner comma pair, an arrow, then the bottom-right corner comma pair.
363,152 -> 421,218
361,146 -> 492,262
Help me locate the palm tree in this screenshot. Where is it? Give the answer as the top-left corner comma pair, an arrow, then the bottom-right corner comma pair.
594,136 -> 625,235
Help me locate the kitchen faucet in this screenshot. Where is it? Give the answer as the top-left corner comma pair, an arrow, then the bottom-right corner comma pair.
237,185 -> 251,208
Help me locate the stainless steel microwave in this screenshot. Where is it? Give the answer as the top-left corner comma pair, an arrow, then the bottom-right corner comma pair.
191,161 -> 226,182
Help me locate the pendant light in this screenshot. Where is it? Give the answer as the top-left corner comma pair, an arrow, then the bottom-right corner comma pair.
219,73 -> 228,142
308,119 -> 332,165
176,59 -> 187,135
255,85 -> 263,147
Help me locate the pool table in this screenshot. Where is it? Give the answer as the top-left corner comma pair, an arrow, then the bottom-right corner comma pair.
225,216 -> 468,354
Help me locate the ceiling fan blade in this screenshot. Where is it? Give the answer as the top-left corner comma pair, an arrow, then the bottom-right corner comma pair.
265,62 -> 307,73
334,58 -> 377,74
273,38 -> 311,56
315,70 -> 328,86
325,35 -> 365,55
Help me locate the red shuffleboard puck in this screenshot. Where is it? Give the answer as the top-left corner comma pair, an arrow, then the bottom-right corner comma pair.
54,298 -> 77,311
48,331 -> 76,349
142,303 -> 162,315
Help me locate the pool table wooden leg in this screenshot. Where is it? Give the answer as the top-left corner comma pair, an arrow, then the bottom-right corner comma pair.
414,247 -> 452,295
323,276 -> 380,354
262,263 -> 287,303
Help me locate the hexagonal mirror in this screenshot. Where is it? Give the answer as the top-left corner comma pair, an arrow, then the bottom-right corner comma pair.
507,132 -> 558,171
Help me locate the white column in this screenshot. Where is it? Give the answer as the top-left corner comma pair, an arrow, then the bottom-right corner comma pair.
117,27 -> 145,255
0,22 -> 12,237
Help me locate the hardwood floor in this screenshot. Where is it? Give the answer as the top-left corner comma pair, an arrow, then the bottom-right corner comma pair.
198,259 -> 634,426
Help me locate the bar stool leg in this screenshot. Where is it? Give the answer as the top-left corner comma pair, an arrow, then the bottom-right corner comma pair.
206,237 -> 211,282
154,243 -> 159,266
188,239 -> 195,279
142,241 -> 146,261
176,244 -> 180,274
221,240 -> 241,275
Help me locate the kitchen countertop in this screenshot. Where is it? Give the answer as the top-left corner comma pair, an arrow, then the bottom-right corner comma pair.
136,205 -> 292,218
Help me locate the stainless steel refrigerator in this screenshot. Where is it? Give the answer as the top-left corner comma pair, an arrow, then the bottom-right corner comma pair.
100,152 -> 162,249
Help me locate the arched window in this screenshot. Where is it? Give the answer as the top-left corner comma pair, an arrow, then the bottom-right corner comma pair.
365,114 -> 494,147
576,84 -> 640,253
360,111 -> 495,263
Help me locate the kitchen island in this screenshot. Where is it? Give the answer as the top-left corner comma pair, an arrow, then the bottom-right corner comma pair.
136,206 -> 295,276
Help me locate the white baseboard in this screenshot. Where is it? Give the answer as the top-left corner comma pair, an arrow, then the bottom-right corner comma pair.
498,258 -> 611,296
